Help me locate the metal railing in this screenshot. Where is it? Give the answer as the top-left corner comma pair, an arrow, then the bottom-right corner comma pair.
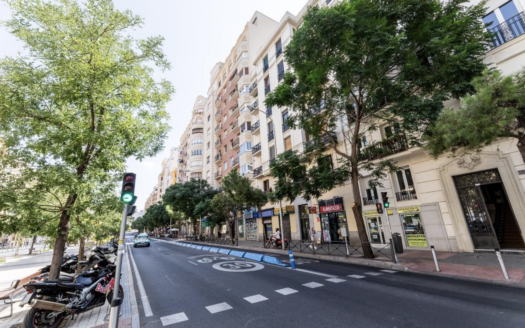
253,166 -> 263,176
252,142 -> 261,154
358,135 -> 409,161
268,131 -> 274,142
251,120 -> 260,132
282,124 -> 290,132
251,99 -> 259,110
488,12 -> 525,49
362,197 -> 379,205
395,190 -> 417,201
288,240 -> 395,261
266,107 -> 272,116
249,81 -> 258,95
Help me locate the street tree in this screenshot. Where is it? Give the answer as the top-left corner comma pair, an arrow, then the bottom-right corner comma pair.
265,0 -> 491,258
210,192 -> 237,240
0,0 -> 172,278
426,69 -> 525,161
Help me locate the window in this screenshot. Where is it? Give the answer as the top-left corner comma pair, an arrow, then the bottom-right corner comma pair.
284,136 -> 292,151
362,136 -> 368,147
275,39 -> 282,57
208,115 -> 211,122
230,157 -> 234,165
224,145 -> 227,153
240,164 -> 252,175
264,77 -> 270,95
192,138 -> 203,144
263,55 -> 269,72
191,161 -> 202,167
239,142 -> 252,155
190,172 -> 202,179
268,121 -> 274,132
277,60 -> 284,82
207,171 -> 210,178
207,156 -> 210,164
282,110 -> 289,126
384,123 -> 400,139
207,128 -> 210,135
207,141 -> 210,149
192,128 -> 203,134
263,180 -> 270,192
192,149 -> 202,156
224,161 -> 228,170
239,85 -> 250,95
395,168 -> 417,199
317,155 -> 333,171
269,146 -> 276,161
483,1 -> 525,48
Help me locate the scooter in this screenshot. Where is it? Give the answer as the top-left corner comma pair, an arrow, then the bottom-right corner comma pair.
264,237 -> 289,249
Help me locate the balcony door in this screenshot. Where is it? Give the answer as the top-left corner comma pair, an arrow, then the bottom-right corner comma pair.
395,168 -> 417,201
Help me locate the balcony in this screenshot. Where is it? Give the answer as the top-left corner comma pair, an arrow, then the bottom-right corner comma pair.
268,131 -> 274,142
230,120 -> 239,132
395,189 -> 417,202
215,124 -> 222,134
276,48 -> 283,58
253,166 -> 263,177
231,138 -> 240,149
215,110 -> 222,120
249,81 -> 258,96
215,139 -> 222,148
215,171 -> 222,179
362,197 -> 379,206
305,132 -> 337,149
489,12 -> 525,49
266,107 -> 272,116
264,85 -> 271,95
282,124 -> 290,132
215,154 -> 222,163
215,96 -> 222,108
358,135 -> 409,161
229,87 -> 239,100
230,70 -> 239,83
252,142 -> 262,155
178,159 -> 184,164
251,120 -> 260,134
230,102 -> 239,115
250,99 -> 259,112
231,158 -> 240,168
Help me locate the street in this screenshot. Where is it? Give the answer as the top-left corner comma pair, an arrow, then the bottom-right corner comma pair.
127,238 -> 525,328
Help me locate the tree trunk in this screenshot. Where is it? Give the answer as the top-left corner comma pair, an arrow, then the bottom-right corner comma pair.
29,235 -> 37,255
14,234 -> 21,256
49,194 -> 77,280
77,237 -> 86,274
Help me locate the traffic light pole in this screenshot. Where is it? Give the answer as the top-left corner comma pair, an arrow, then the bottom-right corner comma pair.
108,204 -> 132,328
383,209 -> 398,263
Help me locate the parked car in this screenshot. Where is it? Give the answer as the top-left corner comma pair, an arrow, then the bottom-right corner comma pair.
133,234 -> 150,248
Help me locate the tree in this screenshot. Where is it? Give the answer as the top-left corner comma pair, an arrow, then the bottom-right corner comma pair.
0,0 -> 172,279
426,69 -> 525,160
265,0 -> 491,258
210,193 -> 236,240
163,179 -> 218,235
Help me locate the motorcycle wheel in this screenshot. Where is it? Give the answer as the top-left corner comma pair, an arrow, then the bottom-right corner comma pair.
263,240 -> 271,249
23,307 -> 66,328
106,284 -> 124,305
284,241 -> 289,249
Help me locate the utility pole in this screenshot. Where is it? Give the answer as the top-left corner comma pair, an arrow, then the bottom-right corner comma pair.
278,200 -> 285,250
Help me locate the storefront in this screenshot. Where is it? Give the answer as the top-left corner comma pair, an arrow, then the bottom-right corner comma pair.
261,208 -> 274,241
245,211 -> 259,241
363,209 -> 393,244
318,198 -> 349,243
273,206 -> 294,242
298,205 -> 311,241
398,206 -> 428,248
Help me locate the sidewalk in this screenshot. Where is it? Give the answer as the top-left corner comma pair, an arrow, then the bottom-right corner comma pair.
175,238 -> 525,286
0,250 -> 136,328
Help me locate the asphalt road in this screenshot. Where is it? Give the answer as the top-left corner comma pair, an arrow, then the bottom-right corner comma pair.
127,238 -> 525,328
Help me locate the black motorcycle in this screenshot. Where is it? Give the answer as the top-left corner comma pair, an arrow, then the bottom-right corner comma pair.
35,247 -> 107,282
20,258 -> 123,328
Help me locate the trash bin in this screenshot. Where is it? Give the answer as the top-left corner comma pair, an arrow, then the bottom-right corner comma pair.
392,233 -> 404,254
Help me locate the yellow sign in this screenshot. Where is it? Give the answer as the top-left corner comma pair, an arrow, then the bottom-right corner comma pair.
285,205 -> 295,213
398,206 -> 421,214
274,208 -> 280,216
387,209 -> 393,215
363,210 -> 378,216
406,234 -> 427,247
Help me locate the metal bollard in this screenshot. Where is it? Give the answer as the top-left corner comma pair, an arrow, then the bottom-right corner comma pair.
288,250 -> 296,270
495,248 -> 510,280
390,239 -> 397,264
430,246 -> 440,272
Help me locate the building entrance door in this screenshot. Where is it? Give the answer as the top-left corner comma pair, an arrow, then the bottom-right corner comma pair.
454,169 -> 525,250
366,216 -> 386,244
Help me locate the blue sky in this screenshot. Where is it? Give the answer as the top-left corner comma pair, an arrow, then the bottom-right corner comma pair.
0,0 -> 307,210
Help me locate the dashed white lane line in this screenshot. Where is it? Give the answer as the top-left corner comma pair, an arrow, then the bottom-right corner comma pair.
347,274 -> 366,279
206,302 -> 233,314
244,294 -> 268,304
276,288 -> 298,295
303,282 -> 324,288
188,261 -> 198,265
160,312 -> 189,326
294,268 -> 337,278
326,278 -> 346,283
365,272 -> 383,276
381,270 -> 397,273
128,245 -> 153,317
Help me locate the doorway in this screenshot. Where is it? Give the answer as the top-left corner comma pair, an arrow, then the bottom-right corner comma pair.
366,216 -> 386,244
454,169 -> 525,250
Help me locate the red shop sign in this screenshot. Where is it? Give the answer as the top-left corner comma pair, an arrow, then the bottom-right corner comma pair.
320,204 -> 343,213
308,206 -> 317,214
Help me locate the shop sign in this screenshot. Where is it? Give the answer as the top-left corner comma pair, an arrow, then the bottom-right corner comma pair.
286,205 -> 295,213
261,209 -> 274,217
308,206 -> 317,214
263,219 -> 272,224
363,210 -> 378,216
274,208 -> 280,216
398,206 -> 421,214
406,234 -> 428,247
387,209 -> 393,215
252,212 -> 260,218
320,204 -> 343,213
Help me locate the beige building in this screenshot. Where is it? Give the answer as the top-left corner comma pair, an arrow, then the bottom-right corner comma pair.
177,97 -> 206,183
175,0 -> 525,252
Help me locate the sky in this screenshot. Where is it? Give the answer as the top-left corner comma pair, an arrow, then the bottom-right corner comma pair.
0,0 -> 308,210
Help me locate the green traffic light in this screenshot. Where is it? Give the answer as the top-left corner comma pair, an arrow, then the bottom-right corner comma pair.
122,193 -> 133,203
384,202 -> 389,208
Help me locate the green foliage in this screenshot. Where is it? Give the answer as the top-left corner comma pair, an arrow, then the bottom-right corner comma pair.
426,69 -> 525,159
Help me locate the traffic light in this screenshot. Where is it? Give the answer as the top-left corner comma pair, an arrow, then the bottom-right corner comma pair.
376,203 -> 383,214
121,173 -> 137,204
381,192 -> 389,208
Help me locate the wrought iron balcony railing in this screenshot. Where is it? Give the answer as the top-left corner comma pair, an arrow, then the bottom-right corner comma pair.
252,142 -> 262,154
362,197 -> 379,205
268,131 -> 274,142
488,12 -> 525,49
395,190 -> 417,202
358,135 -> 409,161
253,166 -> 263,177
251,120 -> 260,133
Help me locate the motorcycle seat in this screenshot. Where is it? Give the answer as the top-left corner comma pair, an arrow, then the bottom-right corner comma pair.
56,281 -> 85,289
78,260 -> 90,265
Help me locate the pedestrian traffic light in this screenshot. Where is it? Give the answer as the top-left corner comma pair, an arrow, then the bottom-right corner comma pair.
121,173 -> 136,204
376,203 -> 383,214
381,192 -> 389,208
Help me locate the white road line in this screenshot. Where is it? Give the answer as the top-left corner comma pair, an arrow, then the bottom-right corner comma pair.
347,274 -> 366,279
160,312 -> 189,326
128,245 -> 153,317
206,302 -> 233,314
302,282 -> 324,288
294,268 -> 337,278
275,288 -> 298,295
188,261 -> 198,266
380,270 -> 397,273
365,272 -> 383,276
326,278 -> 346,283
244,294 -> 268,304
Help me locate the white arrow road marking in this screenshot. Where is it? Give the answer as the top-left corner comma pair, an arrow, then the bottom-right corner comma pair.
128,245 -> 153,317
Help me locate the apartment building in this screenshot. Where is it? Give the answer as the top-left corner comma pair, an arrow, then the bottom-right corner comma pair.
177,97 -> 206,184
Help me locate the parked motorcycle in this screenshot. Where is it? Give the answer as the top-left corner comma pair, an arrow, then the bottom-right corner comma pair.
264,237 -> 289,249
20,258 -> 123,328
35,247 -> 106,282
